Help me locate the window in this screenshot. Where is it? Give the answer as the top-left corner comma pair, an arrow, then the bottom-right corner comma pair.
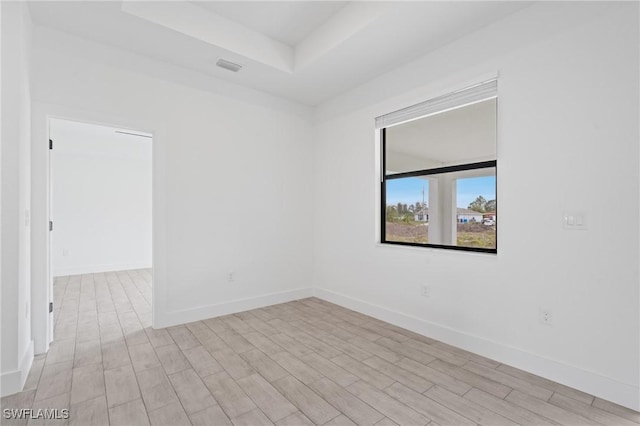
379,80 -> 497,253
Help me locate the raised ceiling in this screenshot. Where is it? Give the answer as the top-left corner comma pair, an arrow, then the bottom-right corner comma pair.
27,1 -> 532,106
195,2 -> 348,46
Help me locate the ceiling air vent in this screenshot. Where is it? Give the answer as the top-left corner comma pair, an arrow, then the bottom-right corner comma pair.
216,59 -> 243,73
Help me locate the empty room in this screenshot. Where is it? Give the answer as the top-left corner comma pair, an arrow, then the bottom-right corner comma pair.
1,1 -> 638,426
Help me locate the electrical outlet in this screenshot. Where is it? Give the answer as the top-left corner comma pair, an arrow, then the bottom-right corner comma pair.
63,249 -> 69,257
539,308 -> 553,326
421,284 -> 430,298
228,272 -> 234,282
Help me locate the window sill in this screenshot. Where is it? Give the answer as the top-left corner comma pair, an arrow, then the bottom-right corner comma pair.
375,241 -> 497,256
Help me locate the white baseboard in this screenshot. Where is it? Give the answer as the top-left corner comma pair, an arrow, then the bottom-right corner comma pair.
155,287 -> 314,329
1,340 -> 34,397
314,287 -> 640,412
54,263 -> 151,276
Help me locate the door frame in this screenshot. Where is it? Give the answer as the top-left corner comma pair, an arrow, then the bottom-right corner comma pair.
31,102 -> 166,353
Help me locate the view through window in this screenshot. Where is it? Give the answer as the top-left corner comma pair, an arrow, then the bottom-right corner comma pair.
380,90 -> 497,253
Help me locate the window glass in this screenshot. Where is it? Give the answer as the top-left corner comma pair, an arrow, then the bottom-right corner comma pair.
385,177 -> 429,244
381,97 -> 497,253
385,99 -> 496,174
456,175 -> 496,249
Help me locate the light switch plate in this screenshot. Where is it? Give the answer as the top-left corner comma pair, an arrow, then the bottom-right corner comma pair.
563,211 -> 587,230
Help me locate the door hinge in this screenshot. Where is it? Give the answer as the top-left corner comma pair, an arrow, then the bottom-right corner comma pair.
49,302 -> 53,313
49,220 -> 53,231
49,139 -> 53,150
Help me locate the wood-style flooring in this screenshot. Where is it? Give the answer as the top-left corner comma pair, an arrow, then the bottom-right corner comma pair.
1,270 -> 638,426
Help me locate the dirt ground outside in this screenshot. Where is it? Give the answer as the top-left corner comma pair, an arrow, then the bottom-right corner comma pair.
385,222 -> 429,244
385,221 -> 496,248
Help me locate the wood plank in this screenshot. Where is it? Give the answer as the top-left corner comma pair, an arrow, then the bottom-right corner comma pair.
128,342 -> 161,373
300,353 -> 359,387
44,271 -> 617,426
346,380 -> 429,426
70,363 -> 105,405
104,364 -> 140,408
102,340 -> 130,371
183,345 -> 224,378
428,359 -> 511,398
505,389 -> 602,426
243,332 -> 284,356
592,398 -> 640,423
211,348 -> 256,380
69,395 -> 109,426
166,325 -> 200,351
270,352 -> 323,385
155,343 -> 190,375
202,371 -> 256,418
289,331 -> 343,359
148,401 -> 191,426
348,337 -> 402,363
430,342 -> 500,368
168,368 -> 217,415
185,321 -> 218,343
396,358 -> 471,395
324,414 -> 358,426
424,386 -> 518,426
135,366 -> 179,412
496,364 -> 595,405
384,383 -> 474,426
275,412 -> 314,426
109,398 -> 150,426
374,419 -> 399,426
376,338 -> 436,366
402,339 -> 467,366
317,334 -> 373,361
376,325 -> 437,345
241,349 -> 289,382
273,376 -> 340,425
243,317 -> 280,336
464,388 -> 557,426
221,315 -> 254,335
270,333 -> 314,357
74,339 -> 103,368
217,330 -> 257,354
549,392 -> 637,426
190,405 -> 232,426
231,408 -> 275,426
331,355 -> 395,390
309,377 -> 385,426
463,362 -> 554,401
237,374 -> 298,422
363,356 -> 433,393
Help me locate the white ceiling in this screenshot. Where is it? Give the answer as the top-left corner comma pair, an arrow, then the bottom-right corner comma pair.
27,1 -> 532,106
195,2 -> 348,46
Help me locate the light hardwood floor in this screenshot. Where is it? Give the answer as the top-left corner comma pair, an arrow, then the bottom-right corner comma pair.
1,269 -> 638,426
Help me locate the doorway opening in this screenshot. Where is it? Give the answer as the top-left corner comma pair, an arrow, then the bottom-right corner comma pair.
48,118 -> 153,347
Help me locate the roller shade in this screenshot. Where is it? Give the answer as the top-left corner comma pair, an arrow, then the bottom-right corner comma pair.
375,79 -> 497,129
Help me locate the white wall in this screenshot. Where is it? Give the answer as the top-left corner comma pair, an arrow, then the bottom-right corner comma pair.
313,2 -> 639,410
1,1 -> 34,396
50,119 -> 152,276
30,24 -> 315,331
